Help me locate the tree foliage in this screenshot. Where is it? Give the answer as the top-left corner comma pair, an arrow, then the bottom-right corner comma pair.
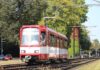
42,0 -> 88,47
0,0 -> 47,56
14,0 -> 47,25
42,0 -> 88,33
91,39 -> 100,49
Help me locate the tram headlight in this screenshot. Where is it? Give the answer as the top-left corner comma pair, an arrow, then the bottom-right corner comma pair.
34,50 -> 39,53
21,50 -> 26,53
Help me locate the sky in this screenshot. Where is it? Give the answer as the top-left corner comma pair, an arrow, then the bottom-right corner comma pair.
85,0 -> 100,42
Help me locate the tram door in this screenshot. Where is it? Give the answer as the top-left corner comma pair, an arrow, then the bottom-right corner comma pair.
40,32 -> 47,60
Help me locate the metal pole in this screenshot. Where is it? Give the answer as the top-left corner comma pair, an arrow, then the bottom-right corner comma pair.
1,38 -> 3,55
44,18 -> 47,26
93,0 -> 100,3
78,28 -> 81,57
73,27 -> 75,58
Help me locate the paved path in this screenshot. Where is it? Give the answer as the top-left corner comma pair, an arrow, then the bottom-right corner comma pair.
0,59 -> 24,65
70,59 -> 100,70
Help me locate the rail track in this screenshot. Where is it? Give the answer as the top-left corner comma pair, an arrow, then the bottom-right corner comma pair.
0,58 -> 99,70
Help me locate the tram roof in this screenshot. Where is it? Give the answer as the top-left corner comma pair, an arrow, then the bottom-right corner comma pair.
21,25 -> 68,40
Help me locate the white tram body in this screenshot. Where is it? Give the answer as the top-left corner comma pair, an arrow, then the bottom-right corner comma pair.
20,25 -> 68,62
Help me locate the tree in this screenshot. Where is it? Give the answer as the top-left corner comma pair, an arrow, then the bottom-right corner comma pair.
79,27 -> 91,50
14,0 -> 47,25
0,0 -> 47,56
0,0 -> 47,43
91,39 -> 100,49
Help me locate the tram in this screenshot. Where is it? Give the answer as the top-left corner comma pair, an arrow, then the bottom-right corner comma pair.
19,25 -> 68,63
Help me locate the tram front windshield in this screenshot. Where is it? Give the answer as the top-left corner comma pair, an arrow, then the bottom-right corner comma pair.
22,28 -> 39,45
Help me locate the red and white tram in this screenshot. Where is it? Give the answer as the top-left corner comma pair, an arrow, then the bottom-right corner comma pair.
20,25 -> 68,63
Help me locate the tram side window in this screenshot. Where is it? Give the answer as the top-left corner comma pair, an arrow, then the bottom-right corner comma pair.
64,40 -> 68,48
58,38 -> 60,47
60,39 -> 61,48
55,37 -> 57,47
52,36 -> 55,47
57,38 -> 59,47
62,39 -> 64,48
50,35 -> 52,46
54,36 -> 56,47
66,40 -> 68,48
64,40 -> 66,48
50,34 -> 56,47
60,39 -> 62,48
